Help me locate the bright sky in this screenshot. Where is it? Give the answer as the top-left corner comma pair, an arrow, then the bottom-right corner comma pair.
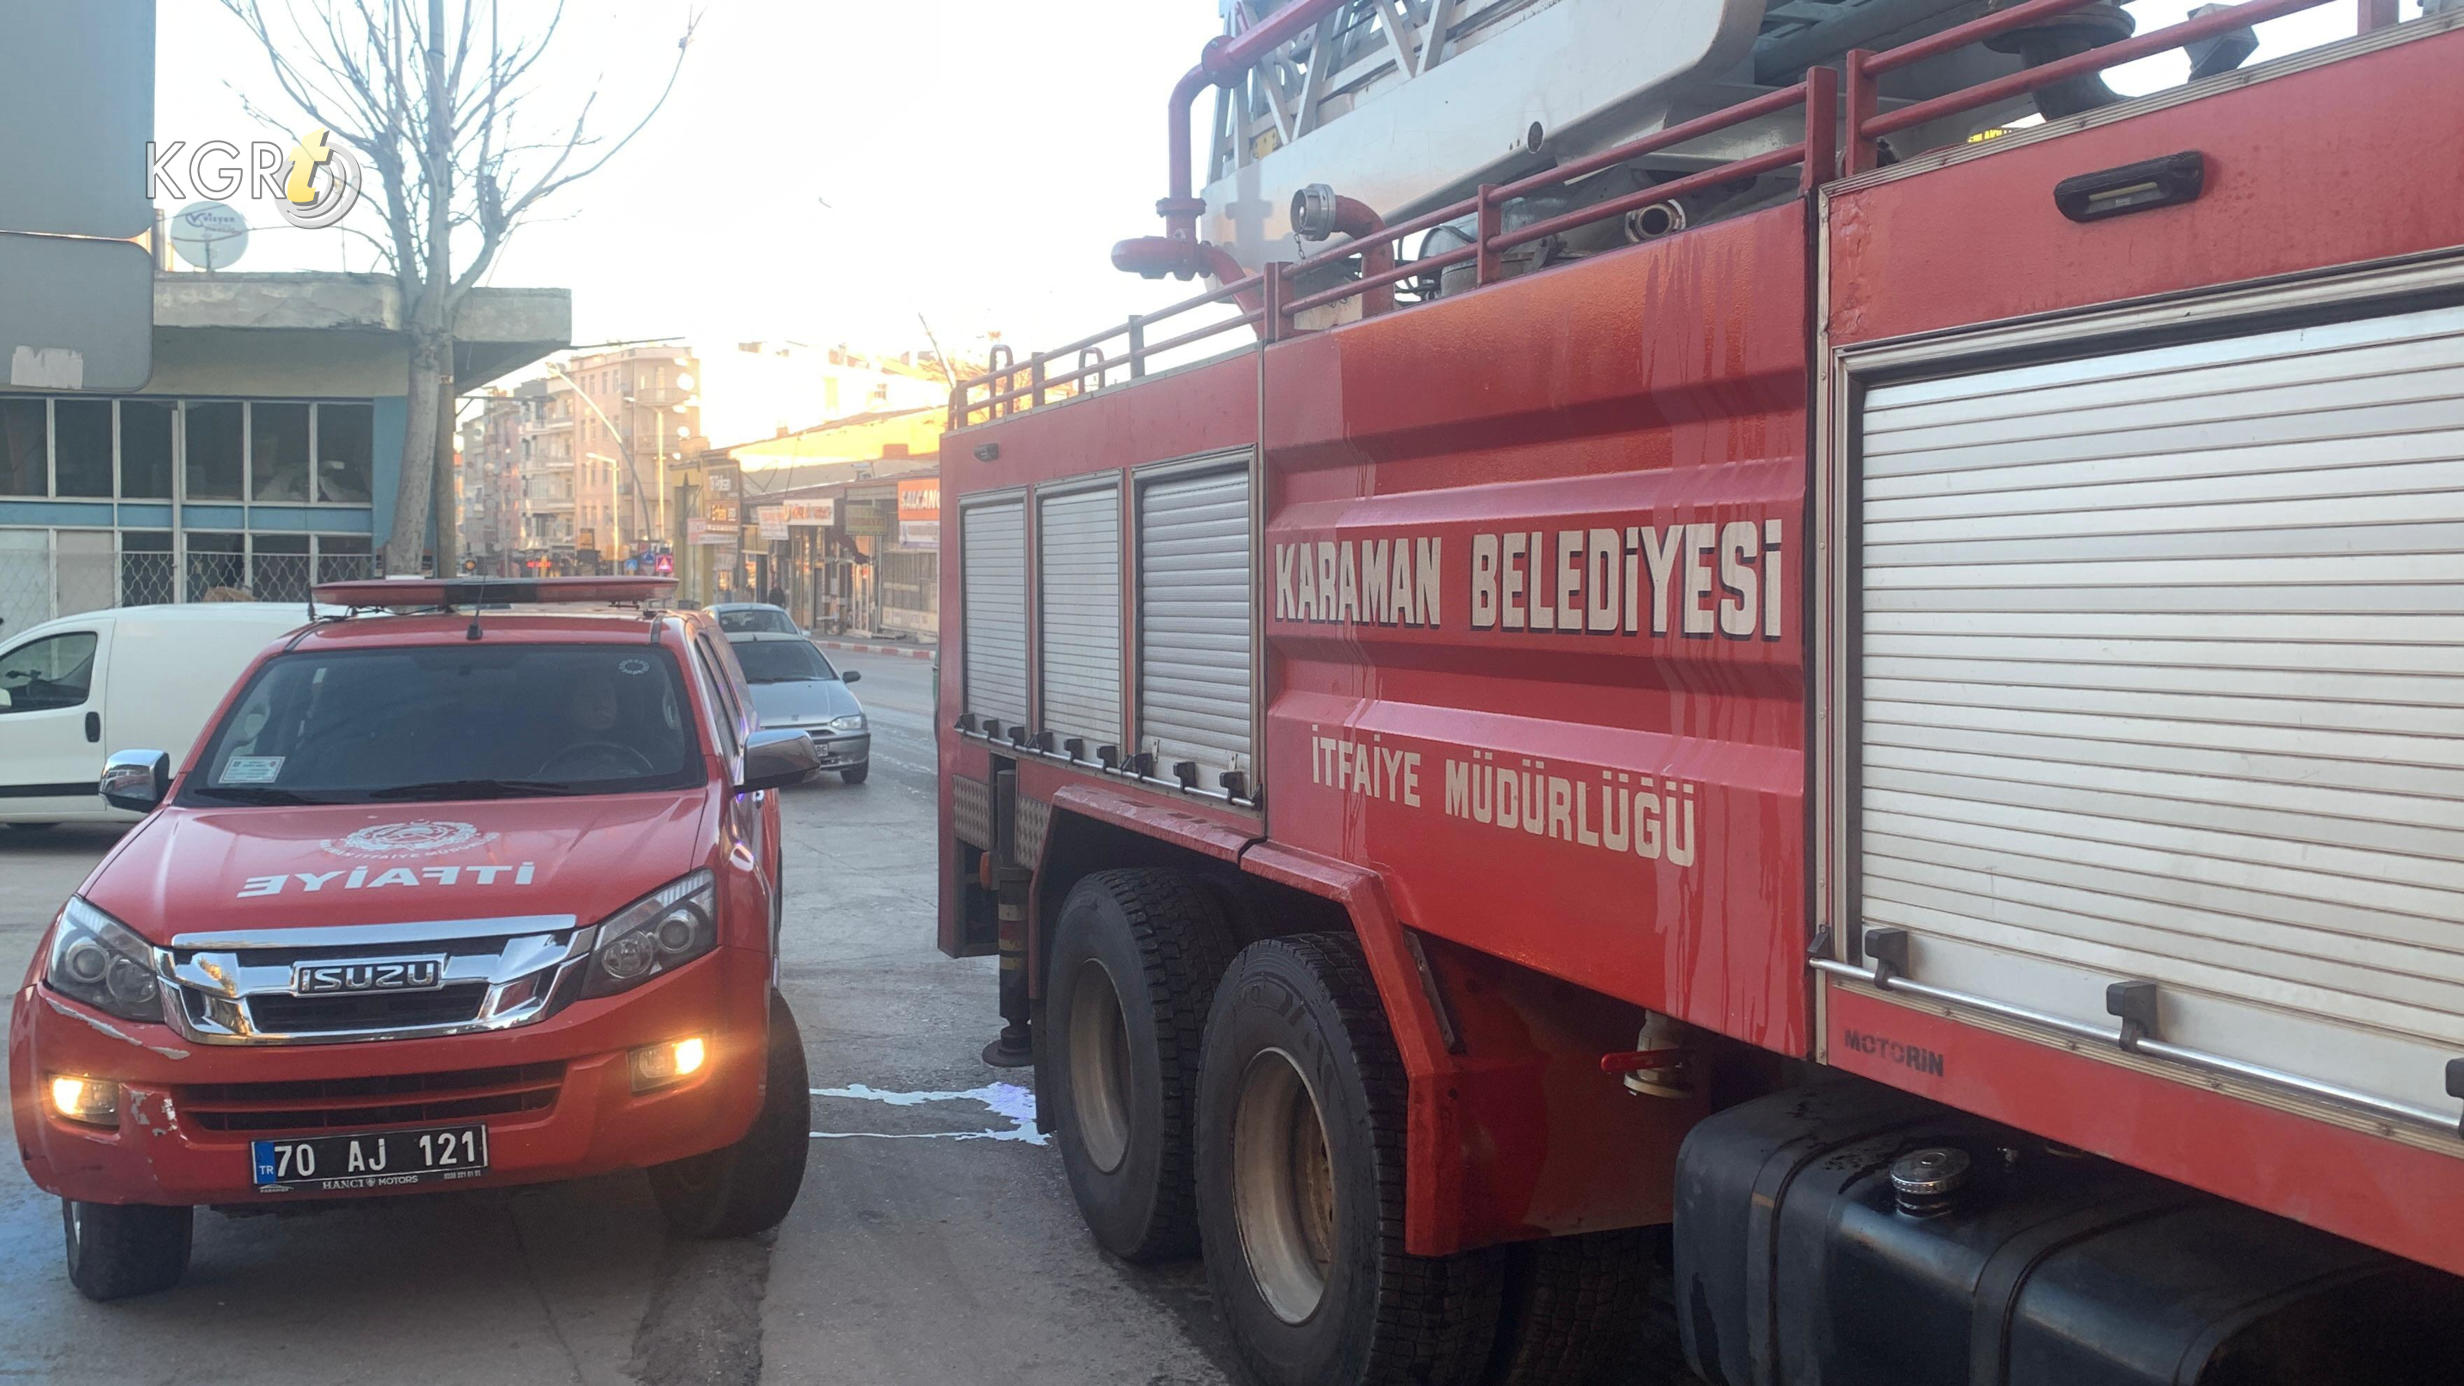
153,0 -> 2407,360
157,0 -> 1225,354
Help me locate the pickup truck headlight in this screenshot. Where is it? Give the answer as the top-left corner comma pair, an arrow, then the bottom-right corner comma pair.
581,869 -> 717,999
828,713 -> 866,732
44,898 -> 164,1025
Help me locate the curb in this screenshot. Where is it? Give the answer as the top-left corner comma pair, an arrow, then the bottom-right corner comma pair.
814,638 -> 935,661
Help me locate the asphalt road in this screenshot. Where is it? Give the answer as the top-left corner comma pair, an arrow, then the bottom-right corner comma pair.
0,651 -> 1236,1385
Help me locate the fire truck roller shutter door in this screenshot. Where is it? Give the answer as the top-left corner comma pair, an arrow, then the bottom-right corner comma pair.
1039,483 -> 1124,749
1855,300 -> 2464,1125
1138,465 -> 1252,786
962,498 -> 1030,729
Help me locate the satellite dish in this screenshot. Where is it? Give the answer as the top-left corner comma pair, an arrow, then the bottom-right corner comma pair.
169,201 -> 248,271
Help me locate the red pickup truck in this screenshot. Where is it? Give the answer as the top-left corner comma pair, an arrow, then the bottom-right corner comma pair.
9,578 -> 819,1299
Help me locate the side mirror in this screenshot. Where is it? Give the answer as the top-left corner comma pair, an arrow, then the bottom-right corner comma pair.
100,749 -> 172,813
841,669 -> 862,684
738,728 -> 821,793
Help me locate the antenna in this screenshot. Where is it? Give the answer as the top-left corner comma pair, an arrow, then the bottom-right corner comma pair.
916,314 -> 959,388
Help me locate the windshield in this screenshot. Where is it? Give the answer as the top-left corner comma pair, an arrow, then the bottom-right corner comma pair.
732,640 -> 837,684
182,644 -> 705,805
716,606 -> 798,635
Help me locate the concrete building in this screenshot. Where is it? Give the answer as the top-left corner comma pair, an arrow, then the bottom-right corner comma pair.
680,406 -> 945,638
503,346 -> 703,573
0,272 -> 567,634
455,389 -> 525,569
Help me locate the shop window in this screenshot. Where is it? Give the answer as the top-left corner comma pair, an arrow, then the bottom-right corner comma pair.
120,401 -> 174,499
185,402 -> 245,499
0,398 -> 43,495
251,402 -> 312,501
316,402 -> 374,503
53,399 -> 114,498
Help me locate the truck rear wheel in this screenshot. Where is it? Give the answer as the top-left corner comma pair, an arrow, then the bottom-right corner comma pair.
1484,1227 -> 1658,1384
1196,934 -> 1503,1386
62,1199 -> 192,1301
649,992 -> 811,1238
1043,868 -> 1237,1262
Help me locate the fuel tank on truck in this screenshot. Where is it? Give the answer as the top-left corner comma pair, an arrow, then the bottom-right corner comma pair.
1673,1080 -> 2464,1386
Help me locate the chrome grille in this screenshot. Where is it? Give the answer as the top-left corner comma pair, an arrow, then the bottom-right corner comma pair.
158,914 -> 587,1046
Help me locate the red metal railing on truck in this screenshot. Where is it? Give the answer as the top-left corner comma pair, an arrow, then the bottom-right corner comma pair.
951,0 -> 2388,426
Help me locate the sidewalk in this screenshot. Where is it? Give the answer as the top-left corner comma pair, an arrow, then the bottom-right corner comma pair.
812,635 -> 935,661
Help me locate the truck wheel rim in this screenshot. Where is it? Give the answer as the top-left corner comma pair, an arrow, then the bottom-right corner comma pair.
1068,959 -> 1134,1174
1231,1047 -> 1335,1325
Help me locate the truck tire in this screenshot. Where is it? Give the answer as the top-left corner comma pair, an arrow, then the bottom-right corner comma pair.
840,764 -> 869,785
1484,1228 -> 1656,1385
1196,934 -> 1503,1386
1043,869 -> 1239,1262
62,1199 -> 192,1301
649,992 -> 812,1238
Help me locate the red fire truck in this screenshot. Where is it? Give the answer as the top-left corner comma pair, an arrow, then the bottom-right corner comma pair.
937,3 -> 2464,1382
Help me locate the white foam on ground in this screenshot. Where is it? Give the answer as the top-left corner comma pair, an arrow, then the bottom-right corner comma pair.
808,1081 -> 1049,1145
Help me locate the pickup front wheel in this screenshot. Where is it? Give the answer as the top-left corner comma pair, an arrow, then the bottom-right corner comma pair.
649,992 -> 812,1238
62,1199 -> 192,1301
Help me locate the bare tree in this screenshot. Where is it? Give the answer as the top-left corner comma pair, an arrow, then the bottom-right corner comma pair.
218,0 -> 697,570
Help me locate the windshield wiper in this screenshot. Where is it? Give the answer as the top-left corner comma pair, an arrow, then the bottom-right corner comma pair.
369,778 -> 588,801
193,786 -> 338,806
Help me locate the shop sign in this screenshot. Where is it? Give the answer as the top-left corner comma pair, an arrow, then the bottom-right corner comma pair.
758,506 -> 790,542
782,497 -> 835,526
844,497 -> 896,539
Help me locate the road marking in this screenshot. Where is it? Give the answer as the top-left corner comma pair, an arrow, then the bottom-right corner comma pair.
808,1081 -> 1049,1145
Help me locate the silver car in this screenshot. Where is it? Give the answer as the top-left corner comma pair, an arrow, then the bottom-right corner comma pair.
709,602 -> 803,637
726,632 -> 869,784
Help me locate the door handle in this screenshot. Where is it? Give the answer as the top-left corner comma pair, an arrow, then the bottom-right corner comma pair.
84,711 -> 100,743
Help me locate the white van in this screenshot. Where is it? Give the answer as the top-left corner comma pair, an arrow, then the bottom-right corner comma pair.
0,604 -> 315,827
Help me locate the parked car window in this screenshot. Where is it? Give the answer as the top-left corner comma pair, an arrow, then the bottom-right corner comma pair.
733,641 -> 839,684
0,631 -> 99,714
716,606 -> 798,634
182,644 -> 705,804
688,636 -> 743,757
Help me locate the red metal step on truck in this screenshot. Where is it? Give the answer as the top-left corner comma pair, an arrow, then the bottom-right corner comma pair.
934,1 -> 2464,1382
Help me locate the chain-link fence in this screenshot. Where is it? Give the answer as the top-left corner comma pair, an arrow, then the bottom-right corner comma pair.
316,551 -> 375,584
0,544 -> 49,637
121,551 -> 177,607
0,532 -> 378,633
250,553 -> 315,605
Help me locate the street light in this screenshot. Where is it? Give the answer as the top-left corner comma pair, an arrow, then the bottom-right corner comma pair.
540,359 -> 657,550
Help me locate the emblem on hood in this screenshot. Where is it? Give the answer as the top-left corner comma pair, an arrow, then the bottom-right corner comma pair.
320,820 -> 502,860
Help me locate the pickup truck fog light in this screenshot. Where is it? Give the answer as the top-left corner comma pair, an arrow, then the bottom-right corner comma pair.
49,1075 -> 120,1126
582,870 -> 719,999
630,1036 -> 708,1092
